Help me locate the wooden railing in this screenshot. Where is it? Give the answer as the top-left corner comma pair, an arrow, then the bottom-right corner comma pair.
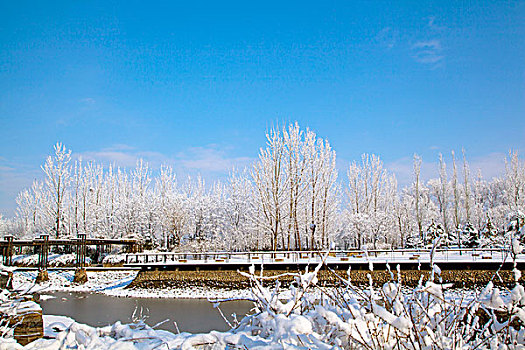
124,248 -> 514,265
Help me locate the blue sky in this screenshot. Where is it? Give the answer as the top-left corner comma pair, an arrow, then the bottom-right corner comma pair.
1,1 -> 524,215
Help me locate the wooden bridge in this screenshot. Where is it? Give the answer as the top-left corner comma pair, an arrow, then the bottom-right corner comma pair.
123,248 -> 524,271
1,237 -> 522,272
0,234 -> 139,269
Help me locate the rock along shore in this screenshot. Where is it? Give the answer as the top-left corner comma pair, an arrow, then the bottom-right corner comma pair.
127,267 -> 523,290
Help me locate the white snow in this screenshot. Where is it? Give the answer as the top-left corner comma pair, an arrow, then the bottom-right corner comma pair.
1,272 -> 524,349
2,246 -> 525,349
12,270 -> 138,295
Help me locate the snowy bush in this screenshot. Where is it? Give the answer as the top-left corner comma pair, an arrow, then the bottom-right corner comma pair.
12,254 -> 91,267
201,245 -> 525,349
12,254 -> 39,267
48,254 -> 91,267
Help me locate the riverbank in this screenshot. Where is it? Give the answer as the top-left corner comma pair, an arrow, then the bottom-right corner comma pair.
11,269 -> 254,299
128,266 -> 523,289
12,266 -> 523,301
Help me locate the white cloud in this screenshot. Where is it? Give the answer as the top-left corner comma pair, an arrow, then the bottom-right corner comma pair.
104,144 -> 136,152
412,40 -> 443,65
76,146 -> 171,169
76,144 -> 255,174
76,150 -> 143,168
376,27 -> 398,49
177,146 -> 254,173
410,15 -> 447,67
468,152 -> 507,180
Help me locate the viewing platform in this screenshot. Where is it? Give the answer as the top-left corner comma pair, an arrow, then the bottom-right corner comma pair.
123,248 -> 525,271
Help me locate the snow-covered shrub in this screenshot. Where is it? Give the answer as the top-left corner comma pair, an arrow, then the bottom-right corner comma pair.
207,249 -> 525,349
12,254 -> 91,267
48,254 -> 92,267
12,254 -> 39,267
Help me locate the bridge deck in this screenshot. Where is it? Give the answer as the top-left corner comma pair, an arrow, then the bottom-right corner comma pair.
124,249 -> 524,271
0,238 -> 137,247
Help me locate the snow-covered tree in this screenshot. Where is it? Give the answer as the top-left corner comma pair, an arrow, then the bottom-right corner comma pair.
6,131 -> 524,252
301,128 -> 339,249
405,231 -> 422,249
413,154 -> 424,241
504,151 -> 525,213
463,222 -> 480,248
344,154 -> 397,249
429,154 -> 451,236
451,151 -> 462,243
222,169 -> 258,251
507,211 -> 525,243
424,221 -> 445,247
252,123 -> 339,251
252,127 -> 287,250
41,143 -> 72,238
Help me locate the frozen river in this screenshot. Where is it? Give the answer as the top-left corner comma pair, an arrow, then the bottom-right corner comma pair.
40,291 -> 254,333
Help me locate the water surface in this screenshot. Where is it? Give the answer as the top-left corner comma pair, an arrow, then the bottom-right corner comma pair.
40,292 -> 253,333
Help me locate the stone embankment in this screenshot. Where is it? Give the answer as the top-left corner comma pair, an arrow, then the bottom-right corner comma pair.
0,295 -> 44,346
1,266 -> 44,345
128,267 -> 523,289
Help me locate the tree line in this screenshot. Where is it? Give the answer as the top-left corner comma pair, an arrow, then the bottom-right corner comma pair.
1,123 -> 524,251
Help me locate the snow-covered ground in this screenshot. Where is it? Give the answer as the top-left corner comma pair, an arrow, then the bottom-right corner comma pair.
12,270 -> 138,295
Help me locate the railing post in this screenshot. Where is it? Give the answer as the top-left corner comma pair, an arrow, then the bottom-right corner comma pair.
76,233 -> 87,269
4,235 -> 14,266
39,234 -> 49,270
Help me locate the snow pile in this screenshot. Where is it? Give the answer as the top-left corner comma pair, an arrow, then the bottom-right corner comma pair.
48,254 -> 92,267
213,249 -> 525,349
12,270 -> 137,294
0,263 -> 14,276
24,319 -> 184,350
0,300 -> 41,318
0,290 -> 42,343
12,255 -> 39,267
12,254 -> 92,267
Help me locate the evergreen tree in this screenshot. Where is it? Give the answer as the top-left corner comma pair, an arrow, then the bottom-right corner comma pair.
479,216 -> 497,247
507,211 -> 525,243
405,232 -> 422,249
445,227 -> 459,248
425,221 -> 445,247
463,222 -> 480,248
